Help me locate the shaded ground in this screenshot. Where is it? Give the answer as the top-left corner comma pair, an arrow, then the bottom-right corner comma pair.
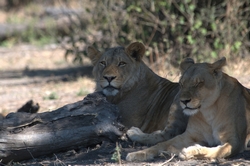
0,138 -> 241,166
15,140 -> 250,166
1,45 -> 250,165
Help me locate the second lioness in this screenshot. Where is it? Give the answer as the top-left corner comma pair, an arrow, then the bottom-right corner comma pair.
127,57 -> 250,161
88,42 -> 188,137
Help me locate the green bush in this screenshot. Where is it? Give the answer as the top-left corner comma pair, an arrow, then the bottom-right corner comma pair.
2,2 -> 57,47
65,0 -> 250,67
4,0 -> 249,66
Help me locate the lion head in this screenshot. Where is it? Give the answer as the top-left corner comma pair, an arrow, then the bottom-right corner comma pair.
179,57 -> 226,116
87,42 -> 145,97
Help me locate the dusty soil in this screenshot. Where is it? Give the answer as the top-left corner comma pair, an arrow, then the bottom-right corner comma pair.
1,45 -> 250,165
0,44 -> 95,116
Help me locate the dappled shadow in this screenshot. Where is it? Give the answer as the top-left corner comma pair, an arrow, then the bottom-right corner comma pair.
0,65 -> 93,86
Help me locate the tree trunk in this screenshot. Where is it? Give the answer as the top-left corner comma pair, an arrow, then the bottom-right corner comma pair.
0,92 -> 124,163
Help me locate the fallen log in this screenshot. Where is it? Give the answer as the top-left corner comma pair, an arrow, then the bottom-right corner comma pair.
0,92 -> 124,163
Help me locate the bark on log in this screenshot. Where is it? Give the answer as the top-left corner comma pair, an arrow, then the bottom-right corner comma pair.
0,92 -> 124,163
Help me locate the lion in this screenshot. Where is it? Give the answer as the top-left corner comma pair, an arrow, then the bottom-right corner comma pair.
126,57 -> 250,161
87,42 -> 188,136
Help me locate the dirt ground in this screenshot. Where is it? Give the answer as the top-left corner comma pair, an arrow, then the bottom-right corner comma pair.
1,45 -> 250,165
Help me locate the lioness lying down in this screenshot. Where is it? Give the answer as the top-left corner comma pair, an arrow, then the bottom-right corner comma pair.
126,57 -> 250,161
88,42 -> 188,136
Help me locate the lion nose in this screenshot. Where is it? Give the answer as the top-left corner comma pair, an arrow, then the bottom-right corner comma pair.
103,76 -> 116,82
180,99 -> 191,105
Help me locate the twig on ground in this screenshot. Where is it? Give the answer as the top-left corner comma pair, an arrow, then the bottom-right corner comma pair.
160,151 -> 176,166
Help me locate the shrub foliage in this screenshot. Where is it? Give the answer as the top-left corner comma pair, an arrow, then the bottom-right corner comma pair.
65,0 -> 250,66
7,0 -> 248,66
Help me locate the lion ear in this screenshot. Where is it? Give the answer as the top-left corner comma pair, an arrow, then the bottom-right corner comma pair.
87,46 -> 101,65
180,57 -> 195,74
125,42 -> 145,61
211,57 -> 226,70
211,57 -> 226,76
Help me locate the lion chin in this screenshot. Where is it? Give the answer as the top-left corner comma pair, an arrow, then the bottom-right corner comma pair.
183,108 -> 199,116
102,86 -> 119,96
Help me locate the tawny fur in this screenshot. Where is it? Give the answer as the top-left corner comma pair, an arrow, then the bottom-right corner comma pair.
126,57 -> 250,161
88,42 -> 188,135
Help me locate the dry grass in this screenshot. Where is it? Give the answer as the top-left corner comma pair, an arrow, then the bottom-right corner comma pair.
0,45 -> 95,115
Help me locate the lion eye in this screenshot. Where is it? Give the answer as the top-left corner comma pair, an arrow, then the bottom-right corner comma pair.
118,61 -> 126,67
99,61 -> 106,67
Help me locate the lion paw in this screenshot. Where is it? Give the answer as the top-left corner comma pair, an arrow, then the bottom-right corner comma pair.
179,144 -> 202,160
127,126 -> 145,142
178,149 -> 192,160
126,151 -> 154,161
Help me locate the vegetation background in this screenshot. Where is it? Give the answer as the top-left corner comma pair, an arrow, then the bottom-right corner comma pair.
2,0 -> 250,67
0,0 -> 250,165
